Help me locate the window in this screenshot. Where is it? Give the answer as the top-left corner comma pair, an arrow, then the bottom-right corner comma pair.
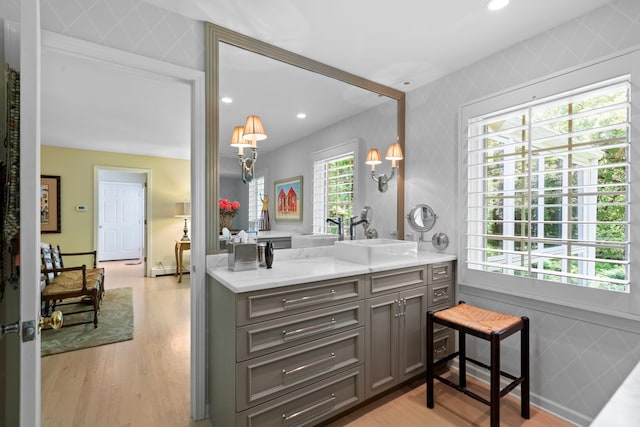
248,175 -> 264,228
313,154 -> 355,234
465,76 -> 630,293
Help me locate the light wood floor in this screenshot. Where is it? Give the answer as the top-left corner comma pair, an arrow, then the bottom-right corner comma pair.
41,261 -> 573,427
41,261 -> 191,427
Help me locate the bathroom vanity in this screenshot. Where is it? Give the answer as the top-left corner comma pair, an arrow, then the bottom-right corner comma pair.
207,248 -> 456,426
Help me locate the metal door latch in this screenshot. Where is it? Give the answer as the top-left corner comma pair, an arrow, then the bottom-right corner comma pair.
22,320 -> 36,342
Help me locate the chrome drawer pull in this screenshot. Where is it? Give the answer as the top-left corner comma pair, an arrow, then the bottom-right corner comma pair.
282,352 -> 335,376
282,318 -> 336,339
433,288 -> 448,298
282,289 -> 336,307
282,393 -> 336,421
434,345 -> 447,355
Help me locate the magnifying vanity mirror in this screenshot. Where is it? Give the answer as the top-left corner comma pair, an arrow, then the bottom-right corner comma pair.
205,23 -> 406,253
406,204 -> 449,250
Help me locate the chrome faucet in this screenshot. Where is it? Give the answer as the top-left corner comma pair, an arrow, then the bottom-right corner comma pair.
326,217 -> 344,241
349,216 -> 369,240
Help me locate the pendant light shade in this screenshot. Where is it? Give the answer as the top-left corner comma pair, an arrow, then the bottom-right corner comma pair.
242,115 -> 267,142
229,126 -> 250,147
385,142 -> 403,161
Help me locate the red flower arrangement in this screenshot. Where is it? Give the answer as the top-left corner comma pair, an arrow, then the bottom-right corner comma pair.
219,198 -> 240,217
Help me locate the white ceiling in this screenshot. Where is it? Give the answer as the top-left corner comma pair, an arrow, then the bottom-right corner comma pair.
41,0 -> 616,160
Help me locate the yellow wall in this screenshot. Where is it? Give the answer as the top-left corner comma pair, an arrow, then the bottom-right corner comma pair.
41,145 -> 190,272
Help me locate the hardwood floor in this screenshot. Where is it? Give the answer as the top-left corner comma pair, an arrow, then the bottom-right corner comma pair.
324,375 -> 574,427
41,261 -> 191,427
41,261 -> 573,427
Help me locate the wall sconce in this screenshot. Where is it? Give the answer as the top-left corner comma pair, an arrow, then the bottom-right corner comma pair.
365,141 -> 403,192
174,201 -> 191,241
230,115 -> 267,183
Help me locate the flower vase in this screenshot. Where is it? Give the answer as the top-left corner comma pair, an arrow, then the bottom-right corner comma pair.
220,214 -> 233,230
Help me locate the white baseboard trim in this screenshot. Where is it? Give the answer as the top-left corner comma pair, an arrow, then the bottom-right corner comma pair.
150,265 -> 190,278
448,362 -> 591,426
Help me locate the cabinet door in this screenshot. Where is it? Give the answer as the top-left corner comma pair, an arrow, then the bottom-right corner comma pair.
365,293 -> 399,398
398,287 -> 427,381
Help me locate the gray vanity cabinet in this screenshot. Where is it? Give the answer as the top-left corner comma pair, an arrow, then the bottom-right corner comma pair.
365,266 -> 429,398
364,262 -> 456,399
209,260 -> 456,426
211,274 -> 366,427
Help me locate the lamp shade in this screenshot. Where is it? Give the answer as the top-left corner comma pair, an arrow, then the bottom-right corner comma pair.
230,126 -> 251,147
174,201 -> 191,218
242,115 -> 267,142
365,148 -> 383,165
385,142 -> 404,161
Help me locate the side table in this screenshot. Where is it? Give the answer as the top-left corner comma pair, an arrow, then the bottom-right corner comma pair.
174,240 -> 191,283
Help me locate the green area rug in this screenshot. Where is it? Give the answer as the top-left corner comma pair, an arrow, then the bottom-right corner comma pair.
41,287 -> 134,356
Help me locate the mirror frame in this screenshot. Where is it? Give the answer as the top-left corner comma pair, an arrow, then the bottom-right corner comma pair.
205,23 -> 406,253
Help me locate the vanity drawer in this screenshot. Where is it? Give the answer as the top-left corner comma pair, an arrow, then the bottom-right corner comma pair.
427,280 -> 454,307
237,366 -> 364,427
236,328 -> 364,411
428,262 -> 453,284
366,266 -> 427,297
237,276 -> 364,326
237,301 -> 364,362
433,329 -> 455,362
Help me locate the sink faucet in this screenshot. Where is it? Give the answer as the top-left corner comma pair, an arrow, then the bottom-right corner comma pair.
349,216 -> 369,240
326,217 -> 344,241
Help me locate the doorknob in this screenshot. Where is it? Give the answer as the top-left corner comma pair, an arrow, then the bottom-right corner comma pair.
40,311 -> 63,331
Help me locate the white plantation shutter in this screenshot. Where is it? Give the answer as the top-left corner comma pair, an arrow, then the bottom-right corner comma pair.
313,154 -> 355,234
465,76 -> 630,292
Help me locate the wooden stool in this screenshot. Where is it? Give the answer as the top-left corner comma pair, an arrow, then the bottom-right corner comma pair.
426,302 -> 530,427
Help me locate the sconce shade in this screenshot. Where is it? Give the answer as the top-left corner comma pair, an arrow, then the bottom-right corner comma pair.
365,148 -> 383,165
230,126 -> 251,147
174,201 -> 191,218
242,115 -> 267,142
385,142 -> 404,161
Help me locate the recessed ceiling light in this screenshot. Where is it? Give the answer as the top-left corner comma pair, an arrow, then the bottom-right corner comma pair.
487,0 -> 509,11
297,113 -> 307,119
220,97 -> 233,103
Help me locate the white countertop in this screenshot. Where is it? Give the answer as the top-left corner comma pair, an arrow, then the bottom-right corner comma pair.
207,247 -> 456,293
591,360 -> 640,426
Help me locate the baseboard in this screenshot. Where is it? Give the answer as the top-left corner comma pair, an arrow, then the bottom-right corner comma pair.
150,265 -> 190,278
454,362 -> 591,426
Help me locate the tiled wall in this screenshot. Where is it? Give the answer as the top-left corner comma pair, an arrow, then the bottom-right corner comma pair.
406,0 -> 640,424
0,0 -> 203,70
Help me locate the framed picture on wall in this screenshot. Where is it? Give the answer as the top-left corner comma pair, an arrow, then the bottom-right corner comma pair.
41,175 -> 61,233
274,176 -> 303,222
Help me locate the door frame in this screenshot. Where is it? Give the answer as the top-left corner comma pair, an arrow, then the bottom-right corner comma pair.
94,167 -> 150,272
12,23 -> 207,423
40,30 -> 207,421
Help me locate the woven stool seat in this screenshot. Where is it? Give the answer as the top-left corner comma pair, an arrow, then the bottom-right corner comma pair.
434,303 -> 522,335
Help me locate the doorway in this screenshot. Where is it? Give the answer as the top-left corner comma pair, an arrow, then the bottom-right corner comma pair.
96,169 -> 148,267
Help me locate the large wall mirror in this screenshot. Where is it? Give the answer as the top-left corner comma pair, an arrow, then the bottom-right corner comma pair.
205,23 -> 405,253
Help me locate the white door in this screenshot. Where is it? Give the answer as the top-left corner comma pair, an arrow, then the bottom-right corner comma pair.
99,182 -> 144,261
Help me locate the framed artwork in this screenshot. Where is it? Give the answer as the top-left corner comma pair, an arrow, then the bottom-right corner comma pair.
41,175 -> 61,233
274,176 -> 303,222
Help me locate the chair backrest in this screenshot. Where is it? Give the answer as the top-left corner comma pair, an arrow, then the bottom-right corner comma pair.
41,244 -> 63,283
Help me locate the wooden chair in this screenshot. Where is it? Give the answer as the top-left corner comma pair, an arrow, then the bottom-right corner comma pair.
40,244 -> 105,328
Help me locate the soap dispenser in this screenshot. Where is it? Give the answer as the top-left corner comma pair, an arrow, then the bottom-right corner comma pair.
265,241 -> 274,269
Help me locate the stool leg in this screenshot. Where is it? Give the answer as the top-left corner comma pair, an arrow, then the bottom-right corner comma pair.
459,330 -> 466,389
490,332 -> 500,427
426,311 -> 435,408
521,317 -> 530,419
